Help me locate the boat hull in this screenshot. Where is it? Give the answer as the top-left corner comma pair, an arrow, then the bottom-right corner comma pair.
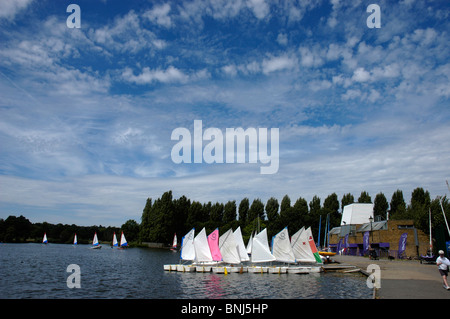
247,266 -> 268,273
176,264 -> 195,272
90,245 -> 102,249
268,266 -> 288,274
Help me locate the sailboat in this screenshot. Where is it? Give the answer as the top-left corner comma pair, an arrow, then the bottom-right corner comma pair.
42,233 -> 48,244
112,232 -> 118,248
212,228 -> 241,274
118,232 -> 128,249
193,228 -> 215,272
174,228 -> 196,272
269,227 -> 295,274
234,227 -> 250,265
90,232 -> 102,249
170,233 -> 177,251
246,231 -> 253,256
73,233 -> 77,246
248,228 -> 275,273
289,227 -> 322,273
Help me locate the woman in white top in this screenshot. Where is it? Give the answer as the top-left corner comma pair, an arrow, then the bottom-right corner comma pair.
436,250 -> 450,290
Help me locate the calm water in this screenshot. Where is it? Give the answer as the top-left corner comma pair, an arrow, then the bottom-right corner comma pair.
0,243 -> 372,299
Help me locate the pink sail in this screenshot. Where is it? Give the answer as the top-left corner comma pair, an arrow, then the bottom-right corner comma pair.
207,228 -> 222,261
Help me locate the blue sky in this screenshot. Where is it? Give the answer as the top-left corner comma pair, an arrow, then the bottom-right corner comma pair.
0,0 -> 449,227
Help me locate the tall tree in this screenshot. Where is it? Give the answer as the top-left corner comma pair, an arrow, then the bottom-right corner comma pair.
223,200 -> 237,224
390,189 -> 407,219
408,187 -> 431,231
373,192 -> 388,220
248,198 -> 265,222
238,198 -> 249,225
323,193 -> 340,228
358,191 -> 372,203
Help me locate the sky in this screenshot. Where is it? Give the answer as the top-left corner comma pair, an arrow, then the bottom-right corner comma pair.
0,0 -> 449,227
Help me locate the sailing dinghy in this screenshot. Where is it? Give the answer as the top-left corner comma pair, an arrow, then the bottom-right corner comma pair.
193,228 -> 215,272
170,233 -> 177,251
212,228 -> 242,274
269,227 -> 295,274
90,232 -> 102,249
112,232 -> 118,248
42,233 -> 48,244
173,228 -> 196,272
288,227 -> 322,273
118,232 -> 128,249
73,233 -> 77,246
248,228 -> 275,273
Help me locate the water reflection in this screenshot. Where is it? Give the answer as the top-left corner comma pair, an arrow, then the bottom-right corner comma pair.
0,244 -> 372,299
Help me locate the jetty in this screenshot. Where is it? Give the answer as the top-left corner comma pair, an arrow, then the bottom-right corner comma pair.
331,254 -> 450,299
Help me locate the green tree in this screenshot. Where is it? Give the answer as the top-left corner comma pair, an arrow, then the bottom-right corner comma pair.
373,192 -> 388,220
265,197 -> 279,223
358,191 -> 372,203
341,193 -> 354,210
238,198 -> 249,225
292,197 -> 309,231
223,200 -> 237,224
248,198 -> 264,222
309,196 -> 321,240
139,198 -> 152,242
323,193 -> 340,228
121,219 -> 140,243
407,187 -> 431,231
390,189 -> 407,219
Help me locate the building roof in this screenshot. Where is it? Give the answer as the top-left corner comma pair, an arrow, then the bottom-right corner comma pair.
357,220 -> 387,232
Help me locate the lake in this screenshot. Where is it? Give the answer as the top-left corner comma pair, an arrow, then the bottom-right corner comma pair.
0,243 -> 372,299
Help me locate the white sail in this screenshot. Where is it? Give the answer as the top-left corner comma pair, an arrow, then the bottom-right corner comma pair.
194,228 -> 213,262
113,232 -> 118,246
120,232 -> 127,247
73,234 -> 77,245
251,228 -> 275,263
272,227 -> 296,263
234,227 -> 250,262
180,228 -> 195,261
172,233 -> 177,249
93,232 -> 99,246
246,231 -> 253,255
219,229 -> 241,264
291,227 -> 316,263
43,233 -> 48,244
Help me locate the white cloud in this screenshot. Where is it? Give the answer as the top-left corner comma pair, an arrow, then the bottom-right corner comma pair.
246,0 -> 269,19
144,3 -> 173,28
352,67 -> 371,82
262,55 -> 297,74
0,0 -> 32,20
122,66 -> 188,84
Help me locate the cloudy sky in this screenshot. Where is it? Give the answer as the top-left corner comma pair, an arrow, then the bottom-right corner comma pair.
0,0 -> 449,227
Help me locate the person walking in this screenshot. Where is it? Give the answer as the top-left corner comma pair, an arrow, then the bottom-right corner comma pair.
436,250 -> 450,290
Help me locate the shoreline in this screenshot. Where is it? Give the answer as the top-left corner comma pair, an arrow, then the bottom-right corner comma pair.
332,255 -> 450,299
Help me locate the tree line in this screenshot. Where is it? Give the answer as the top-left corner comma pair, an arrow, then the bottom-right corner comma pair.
0,216 -> 140,245
2,187 -> 449,248
140,188 -> 450,247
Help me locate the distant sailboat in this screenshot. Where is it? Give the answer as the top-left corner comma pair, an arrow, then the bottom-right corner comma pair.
90,232 -> 101,249
42,233 -> 48,244
73,233 -> 77,246
170,233 -> 177,251
119,232 -> 128,248
112,232 -> 118,247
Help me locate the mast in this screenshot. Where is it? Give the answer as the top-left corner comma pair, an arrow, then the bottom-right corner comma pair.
429,208 -> 432,253
438,196 -> 450,237
317,215 -> 322,250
